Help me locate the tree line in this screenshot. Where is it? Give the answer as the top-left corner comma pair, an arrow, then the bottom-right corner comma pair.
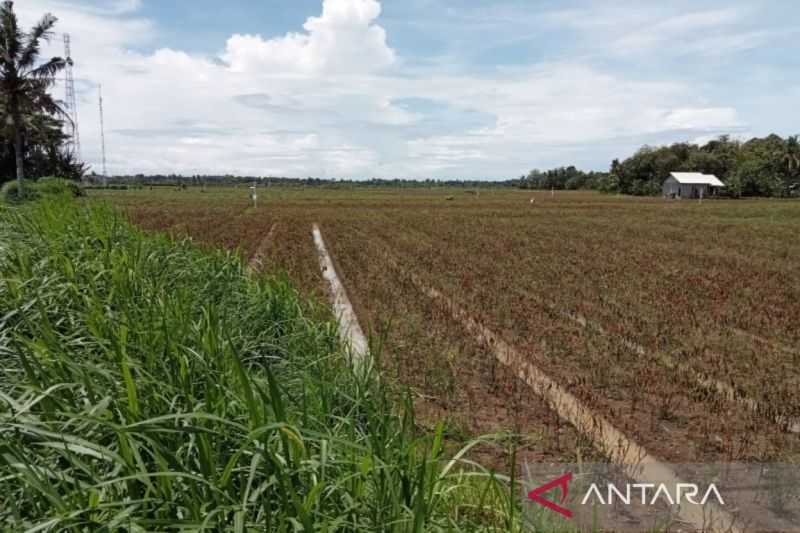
519,134 -> 800,197
514,166 -> 607,191
110,135 -> 800,198
102,174 -> 515,189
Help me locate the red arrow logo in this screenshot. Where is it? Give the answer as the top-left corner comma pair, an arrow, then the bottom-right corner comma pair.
527,472 -> 573,518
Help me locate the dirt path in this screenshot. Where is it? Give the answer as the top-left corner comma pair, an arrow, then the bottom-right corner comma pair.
247,223 -> 277,272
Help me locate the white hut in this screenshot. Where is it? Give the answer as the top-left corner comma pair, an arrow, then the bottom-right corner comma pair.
663,172 -> 725,199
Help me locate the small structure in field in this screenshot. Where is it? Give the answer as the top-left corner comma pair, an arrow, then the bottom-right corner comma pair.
663,172 -> 725,199
249,185 -> 258,208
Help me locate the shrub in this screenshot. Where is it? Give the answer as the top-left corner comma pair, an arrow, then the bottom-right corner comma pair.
35,176 -> 85,197
1,179 -> 39,204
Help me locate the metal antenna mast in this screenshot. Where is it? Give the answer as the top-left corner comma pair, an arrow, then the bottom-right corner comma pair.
63,34 -> 80,159
99,84 -> 107,186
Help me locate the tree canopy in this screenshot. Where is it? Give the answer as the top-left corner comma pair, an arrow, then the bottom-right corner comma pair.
519,134 -> 800,198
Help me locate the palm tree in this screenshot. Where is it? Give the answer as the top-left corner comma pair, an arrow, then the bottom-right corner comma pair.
0,1 -> 69,194
783,135 -> 800,173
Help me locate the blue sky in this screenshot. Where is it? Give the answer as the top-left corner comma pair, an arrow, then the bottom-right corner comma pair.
18,0 -> 800,178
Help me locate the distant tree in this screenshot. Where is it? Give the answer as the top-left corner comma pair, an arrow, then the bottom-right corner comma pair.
782,135 -> 800,173
684,150 -> 722,176
0,1 -> 69,193
780,136 -> 800,196
700,137 -> 739,184
734,158 -> 782,197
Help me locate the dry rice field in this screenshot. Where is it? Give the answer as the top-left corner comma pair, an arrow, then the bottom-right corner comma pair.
100,186 -> 800,468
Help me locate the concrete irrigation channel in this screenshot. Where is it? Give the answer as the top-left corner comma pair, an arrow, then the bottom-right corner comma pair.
312,224 -> 370,371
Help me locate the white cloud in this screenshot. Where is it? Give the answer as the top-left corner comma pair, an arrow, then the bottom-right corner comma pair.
660,107 -> 740,131
675,30 -> 773,56
612,8 -> 745,53
609,8 -> 787,60
15,0 -> 154,50
546,4 -> 778,60
106,0 -> 142,15
222,0 -> 395,74
392,65 -> 744,177
17,0 -> 776,178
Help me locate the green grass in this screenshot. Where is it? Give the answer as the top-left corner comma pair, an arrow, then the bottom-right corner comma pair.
0,198 -> 519,531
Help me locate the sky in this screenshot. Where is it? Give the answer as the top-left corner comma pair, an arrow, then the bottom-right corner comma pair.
16,0 -> 800,179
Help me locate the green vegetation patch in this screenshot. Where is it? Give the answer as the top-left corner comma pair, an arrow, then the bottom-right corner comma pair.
2,178 -> 86,205
34,177 -> 86,198
1,179 -> 40,204
0,199 -> 512,531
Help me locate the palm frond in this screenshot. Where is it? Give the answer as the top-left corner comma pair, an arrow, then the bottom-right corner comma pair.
18,81 -> 69,119
19,13 -> 58,69
28,56 -> 66,80
0,1 -> 22,66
